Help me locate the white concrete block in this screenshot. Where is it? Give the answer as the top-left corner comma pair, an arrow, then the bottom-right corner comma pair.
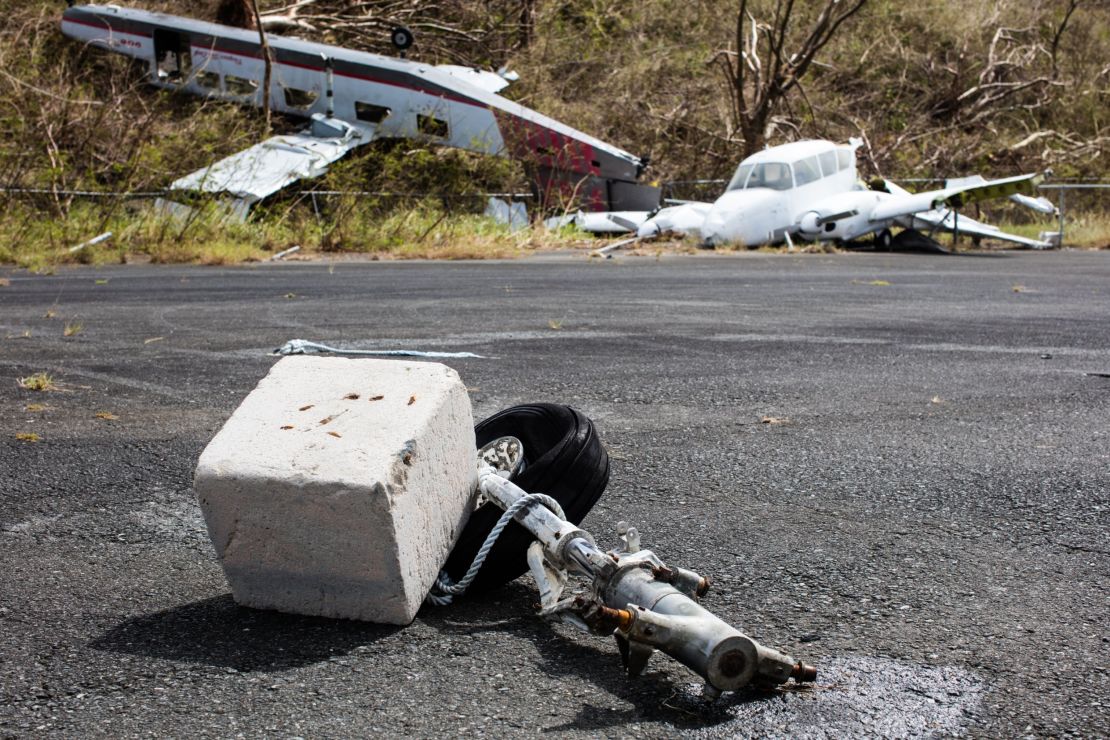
193,356 -> 476,624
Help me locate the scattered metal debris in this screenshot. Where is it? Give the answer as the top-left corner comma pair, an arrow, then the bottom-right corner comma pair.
270,245 -> 301,261
69,231 -> 112,253
274,338 -> 484,359
484,197 -> 528,232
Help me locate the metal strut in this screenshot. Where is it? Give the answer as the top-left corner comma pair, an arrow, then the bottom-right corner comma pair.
468,437 -> 817,695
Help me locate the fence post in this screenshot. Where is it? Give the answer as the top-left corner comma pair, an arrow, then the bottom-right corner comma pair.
1058,187 -> 1066,248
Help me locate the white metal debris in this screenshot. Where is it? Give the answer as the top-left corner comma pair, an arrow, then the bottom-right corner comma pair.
68,231 -> 113,253
275,339 -> 485,359
169,116 -> 372,209
484,197 -> 528,231
270,245 -> 301,261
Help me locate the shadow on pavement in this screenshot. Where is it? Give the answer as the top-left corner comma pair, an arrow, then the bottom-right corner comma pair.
90,594 -> 401,671
421,584 -> 777,733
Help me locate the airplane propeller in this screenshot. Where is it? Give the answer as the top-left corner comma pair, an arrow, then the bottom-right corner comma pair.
815,209 -> 859,226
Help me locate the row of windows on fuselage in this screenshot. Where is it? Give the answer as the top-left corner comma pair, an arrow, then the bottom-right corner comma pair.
153,40 -> 451,136
191,70 -> 397,126
727,148 -> 854,192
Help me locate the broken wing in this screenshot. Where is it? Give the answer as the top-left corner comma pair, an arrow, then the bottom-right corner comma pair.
869,173 -> 1045,222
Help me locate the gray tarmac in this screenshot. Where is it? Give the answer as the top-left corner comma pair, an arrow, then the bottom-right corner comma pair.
0,250 -> 1107,737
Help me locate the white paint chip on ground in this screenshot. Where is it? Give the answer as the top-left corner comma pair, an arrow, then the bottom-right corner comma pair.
193,356 -> 476,624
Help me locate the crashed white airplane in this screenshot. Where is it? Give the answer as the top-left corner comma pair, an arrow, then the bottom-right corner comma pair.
60,4 -> 659,215
581,139 -> 1056,250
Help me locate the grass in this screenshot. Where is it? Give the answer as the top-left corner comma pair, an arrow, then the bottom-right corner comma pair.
0,198 -> 595,269
999,214 -> 1110,250
17,372 -> 56,392
1,1 -> 1108,268
15,432 -> 42,443
63,321 -> 82,337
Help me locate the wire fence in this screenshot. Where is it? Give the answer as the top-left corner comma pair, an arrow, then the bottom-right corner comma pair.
2,178 -> 1107,247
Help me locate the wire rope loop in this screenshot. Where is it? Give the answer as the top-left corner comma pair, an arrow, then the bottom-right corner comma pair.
425,492 -> 564,606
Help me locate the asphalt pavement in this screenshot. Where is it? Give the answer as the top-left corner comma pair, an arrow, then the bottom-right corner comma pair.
1,250 -> 1107,737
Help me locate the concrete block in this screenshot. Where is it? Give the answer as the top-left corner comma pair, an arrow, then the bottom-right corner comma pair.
193,356 -> 476,624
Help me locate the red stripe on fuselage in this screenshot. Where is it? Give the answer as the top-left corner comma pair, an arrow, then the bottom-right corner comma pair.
62,17 -> 152,38
191,43 -> 486,110
65,15 -> 603,176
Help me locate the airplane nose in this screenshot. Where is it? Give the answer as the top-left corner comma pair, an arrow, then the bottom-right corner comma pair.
701,190 -> 778,246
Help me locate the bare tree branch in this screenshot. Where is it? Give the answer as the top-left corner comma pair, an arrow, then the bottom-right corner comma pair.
712,0 -> 870,155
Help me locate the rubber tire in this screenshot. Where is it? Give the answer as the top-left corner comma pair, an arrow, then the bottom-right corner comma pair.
441,403 -> 610,593
390,26 -> 414,51
875,229 -> 893,251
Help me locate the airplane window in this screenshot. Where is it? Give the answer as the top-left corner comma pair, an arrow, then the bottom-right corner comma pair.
837,148 -> 853,170
225,75 -> 258,96
417,114 -> 449,138
726,164 -> 753,191
819,151 -> 838,177
746,162 -> 793,191
355,102 -> 392,124
195,71 -> 220,90
283,87 -> 319,109
794,156 -> 821,186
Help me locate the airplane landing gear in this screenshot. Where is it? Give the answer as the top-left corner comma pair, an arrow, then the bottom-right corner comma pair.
875,228 -> 893,251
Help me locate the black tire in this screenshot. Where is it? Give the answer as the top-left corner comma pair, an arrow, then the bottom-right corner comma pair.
390,26 -> 414,51
441,403 -> 610,593
875,228 -> 893,251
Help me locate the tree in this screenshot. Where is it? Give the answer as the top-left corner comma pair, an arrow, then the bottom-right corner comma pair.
711,0 -> 869,156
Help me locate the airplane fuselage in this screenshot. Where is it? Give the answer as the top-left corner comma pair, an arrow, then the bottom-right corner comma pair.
699,140 -> 876,246
61,4 -> 659,211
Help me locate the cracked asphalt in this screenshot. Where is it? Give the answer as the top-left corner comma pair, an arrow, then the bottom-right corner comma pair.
1,250 -> 1107,737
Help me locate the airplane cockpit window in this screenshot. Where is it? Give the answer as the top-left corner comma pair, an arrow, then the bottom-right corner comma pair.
793,156 -> 821,186
745,162 -> 793,191
837,148 -> 853,170
726,164 -> 753,191
819,151 -> 838,177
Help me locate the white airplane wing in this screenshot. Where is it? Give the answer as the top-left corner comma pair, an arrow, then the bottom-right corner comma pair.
897,211 -> 1053,249
870,173 -> 1045,223
568,211 -> 654,233
169,115 -> 374,205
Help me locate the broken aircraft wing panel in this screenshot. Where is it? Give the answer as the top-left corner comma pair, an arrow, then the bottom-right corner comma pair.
170,118 -> 373,202
572,211 -> 652,234
869,173 -> 1043,223
897,211 -> 1052,250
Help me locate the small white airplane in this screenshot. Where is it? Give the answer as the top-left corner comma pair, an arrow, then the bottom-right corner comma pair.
580,139 -> 1056,251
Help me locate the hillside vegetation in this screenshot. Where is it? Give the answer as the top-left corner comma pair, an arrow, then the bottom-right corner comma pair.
0,0 -> 1106,266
